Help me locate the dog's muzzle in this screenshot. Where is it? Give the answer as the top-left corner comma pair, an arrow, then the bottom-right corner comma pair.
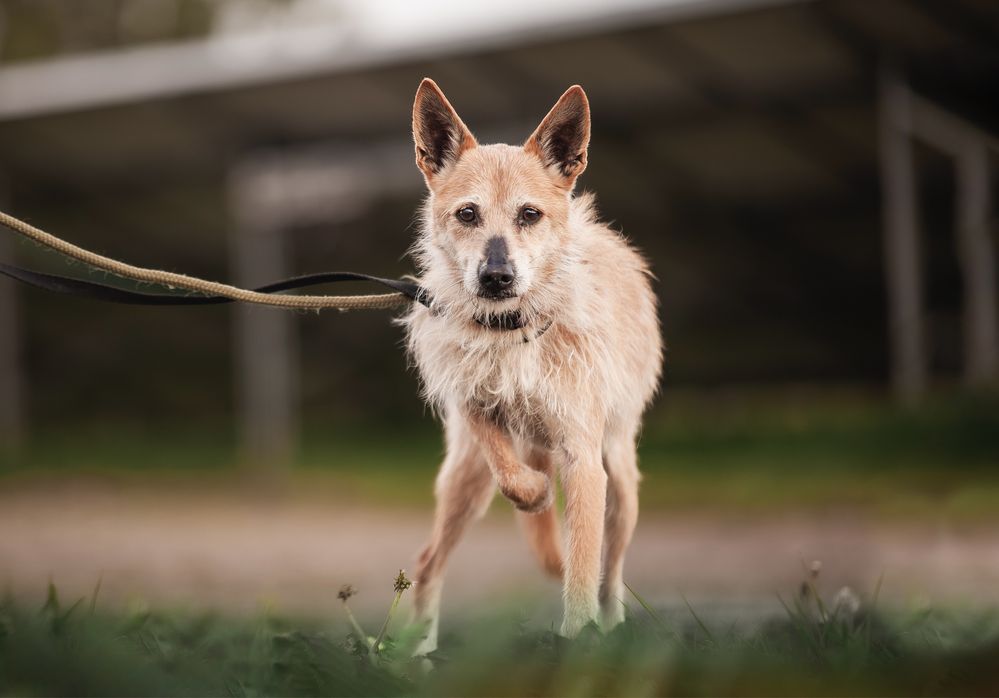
477,236 -> 516,299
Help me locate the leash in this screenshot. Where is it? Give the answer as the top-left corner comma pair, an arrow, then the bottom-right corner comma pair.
0,209 -> 551,339
0,209 -> 428,311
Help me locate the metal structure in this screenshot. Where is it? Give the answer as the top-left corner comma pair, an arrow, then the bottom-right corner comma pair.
0,178 -> 23,451
1,0 -> 996,458
879,67 -> 997,402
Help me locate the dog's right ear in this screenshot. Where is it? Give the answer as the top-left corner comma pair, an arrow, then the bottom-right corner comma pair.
412,78 -> 477,184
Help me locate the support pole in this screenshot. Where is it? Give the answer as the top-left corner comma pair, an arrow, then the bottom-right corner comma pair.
955,142 -> 998,386
878,65 -> 926,404
228,171 -> 299,472
0,178 -> 24,453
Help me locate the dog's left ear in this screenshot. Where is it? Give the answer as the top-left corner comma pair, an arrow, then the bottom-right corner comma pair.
525,85 -> 590,189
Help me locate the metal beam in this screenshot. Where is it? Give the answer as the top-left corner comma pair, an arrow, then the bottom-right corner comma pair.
889,77 -> 998,389
621,23 -> 872,196
0,0 -> 805,122
0,176 -> 25,453
228,166 -> 299,472
223,144 -> 415,471
955,142 -> 998,386
907,0 -> 999,70
908,91 -> 999,155
878,64 -> 926,403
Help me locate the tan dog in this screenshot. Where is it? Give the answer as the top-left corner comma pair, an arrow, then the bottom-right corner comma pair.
403,79 -> 662,652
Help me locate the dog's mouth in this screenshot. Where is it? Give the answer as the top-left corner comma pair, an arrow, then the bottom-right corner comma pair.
474,310 -> 527,331
476,289 -> 518,301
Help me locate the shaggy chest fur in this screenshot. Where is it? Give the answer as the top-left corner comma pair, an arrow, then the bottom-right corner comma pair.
404,313 -> 599,442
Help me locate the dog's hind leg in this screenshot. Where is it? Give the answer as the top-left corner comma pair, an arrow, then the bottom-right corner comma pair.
599,428 -> 641,629
412,417 -> 495,656
516,449 -> 564,580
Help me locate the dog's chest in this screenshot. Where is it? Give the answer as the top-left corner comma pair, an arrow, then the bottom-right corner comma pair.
466,345 -> 562,444
406,310 -> 599,447
459,339 -> 550,406
415,328 -> 567,416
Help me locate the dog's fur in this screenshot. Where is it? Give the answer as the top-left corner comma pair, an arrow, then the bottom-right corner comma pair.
403,79 -> 662,651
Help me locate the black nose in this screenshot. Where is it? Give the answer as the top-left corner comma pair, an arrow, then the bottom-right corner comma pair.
478,236 -> 515,296
479,264 -> 515,294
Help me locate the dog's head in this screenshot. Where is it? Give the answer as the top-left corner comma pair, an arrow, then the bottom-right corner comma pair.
411,79 -> 590,324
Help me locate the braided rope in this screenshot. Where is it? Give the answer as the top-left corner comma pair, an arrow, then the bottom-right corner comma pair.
0,210 -> 409,311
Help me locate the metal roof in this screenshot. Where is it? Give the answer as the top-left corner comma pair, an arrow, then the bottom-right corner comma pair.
0,0 -> 994,210
0,0 -> 799,121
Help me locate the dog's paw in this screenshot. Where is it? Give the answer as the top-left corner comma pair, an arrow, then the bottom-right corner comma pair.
560,593 -> 603,638
601,599 -> 626,630
499,468 -> 553,513
560,616 -> 602,641
412,634 -> 437,659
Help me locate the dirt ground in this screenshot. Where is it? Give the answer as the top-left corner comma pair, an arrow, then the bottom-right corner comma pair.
1,481 -> 997,621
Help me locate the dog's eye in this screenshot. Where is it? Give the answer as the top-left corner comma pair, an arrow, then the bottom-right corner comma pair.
519,207 -> 542,225
456,206 -> 478,224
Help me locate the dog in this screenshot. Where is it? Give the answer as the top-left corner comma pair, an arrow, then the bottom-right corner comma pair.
403,79 -> 663,652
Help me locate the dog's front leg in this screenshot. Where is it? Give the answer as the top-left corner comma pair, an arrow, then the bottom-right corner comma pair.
559,439 -> 607,637
466,413 -> 553,514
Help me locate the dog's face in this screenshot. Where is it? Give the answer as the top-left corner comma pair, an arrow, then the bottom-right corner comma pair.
412,79 -> 590,317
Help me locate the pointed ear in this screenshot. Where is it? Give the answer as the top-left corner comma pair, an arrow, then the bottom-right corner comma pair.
524,85 -> 590,188
412,78 -> 476,183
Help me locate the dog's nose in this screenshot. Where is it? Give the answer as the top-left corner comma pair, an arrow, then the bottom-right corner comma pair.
478,236 -> 515,296
479,263 -> 515,294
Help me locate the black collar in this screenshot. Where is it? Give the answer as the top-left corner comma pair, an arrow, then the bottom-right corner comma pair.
474,310 -> 553,343
474,310 -> 527,331
422,291 -> 551,343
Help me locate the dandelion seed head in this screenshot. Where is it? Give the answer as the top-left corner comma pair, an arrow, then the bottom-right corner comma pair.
393,569 -> 413,593
338,584 -> 357,602
833,586 -> 862,617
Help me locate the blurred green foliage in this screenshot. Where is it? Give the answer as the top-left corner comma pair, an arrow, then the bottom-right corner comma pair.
4,391 -> 997,520
1,0 -> 208,63
2,578 -> 998,696
0,0 -> 300,64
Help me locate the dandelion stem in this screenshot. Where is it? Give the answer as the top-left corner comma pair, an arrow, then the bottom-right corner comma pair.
343,604 -> 368,645
337,584 -> 369,647
372,570 -> 412,656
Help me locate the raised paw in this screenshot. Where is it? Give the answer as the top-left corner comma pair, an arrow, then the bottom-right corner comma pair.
499,467 -> 553,513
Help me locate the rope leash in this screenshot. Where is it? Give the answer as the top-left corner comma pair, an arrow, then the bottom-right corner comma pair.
0,209 -> 425,311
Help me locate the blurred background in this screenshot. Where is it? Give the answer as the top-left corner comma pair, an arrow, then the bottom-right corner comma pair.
0,0 -> 997,620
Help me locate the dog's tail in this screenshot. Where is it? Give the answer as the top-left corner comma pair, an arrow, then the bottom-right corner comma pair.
517,507 -> 564,580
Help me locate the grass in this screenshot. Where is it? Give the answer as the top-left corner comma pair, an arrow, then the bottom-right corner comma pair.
2,574 -> 999,697
637,389 -> 999,520
2,390 -> 998,695
3,389 -> 998,520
